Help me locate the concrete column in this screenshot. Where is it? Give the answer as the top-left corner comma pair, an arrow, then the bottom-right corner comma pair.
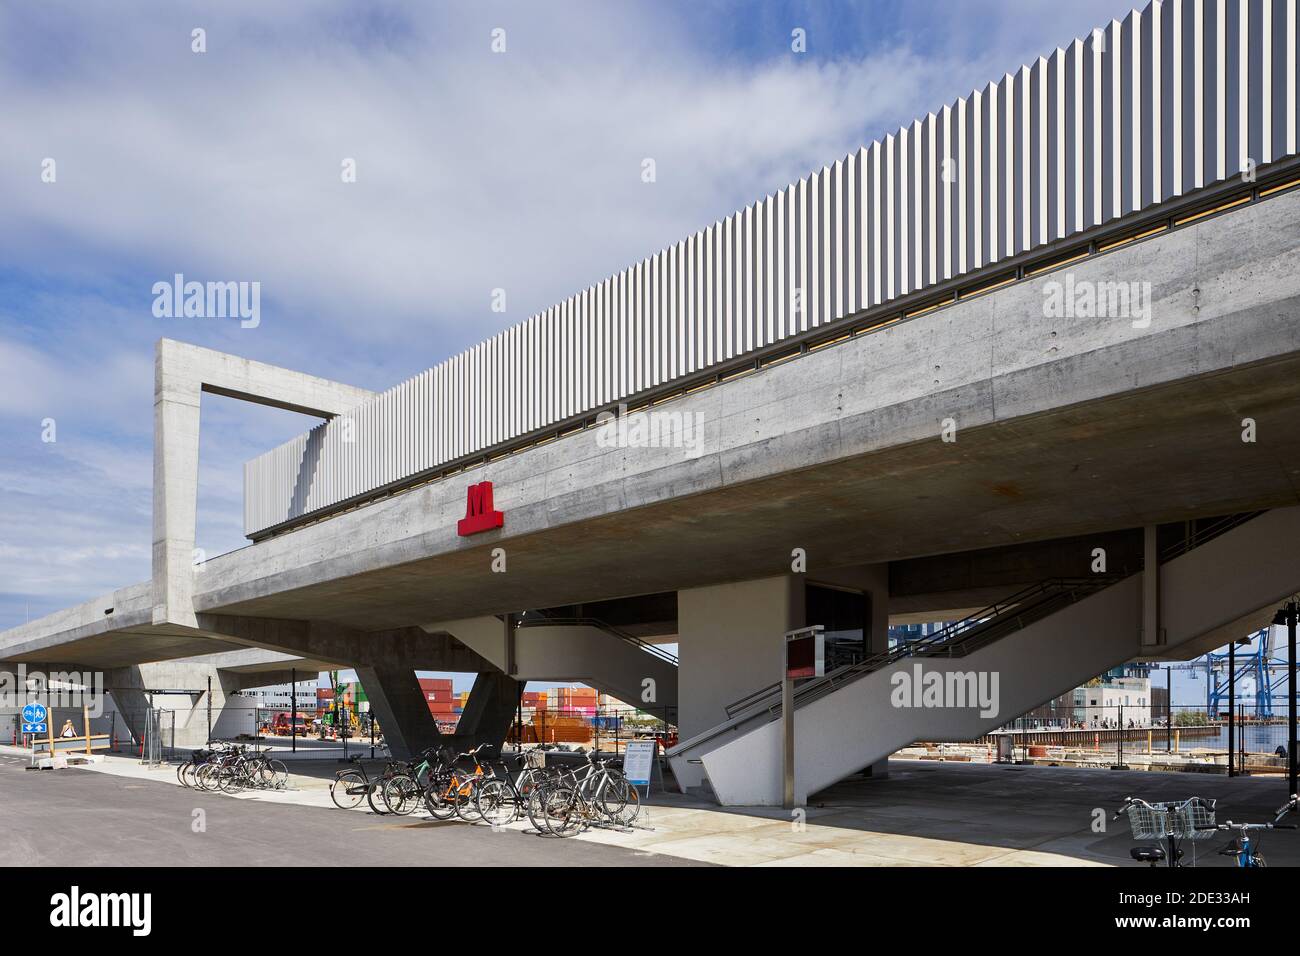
676,575 -> 805,789
152,364 -> 202,628
352,663 -> 444,759
454,672 -> 523,752
1142,524 -> 1162,647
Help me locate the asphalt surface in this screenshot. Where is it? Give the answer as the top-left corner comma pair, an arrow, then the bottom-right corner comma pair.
0,754 -> 706,867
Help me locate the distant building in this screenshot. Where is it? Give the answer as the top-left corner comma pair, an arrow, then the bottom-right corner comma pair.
238,679 -> 321,713
1021,675 -> 1154,729
1081,677 -> 1152,729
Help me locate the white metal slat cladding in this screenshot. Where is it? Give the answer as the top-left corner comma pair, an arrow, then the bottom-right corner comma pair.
244,0 -> 1300,536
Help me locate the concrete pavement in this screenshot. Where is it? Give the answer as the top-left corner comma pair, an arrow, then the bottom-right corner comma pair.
0,750 -> 704,867
6,746 -> 1295,867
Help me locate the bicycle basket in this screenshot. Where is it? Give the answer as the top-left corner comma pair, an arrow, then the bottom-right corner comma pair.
1124,797 -> 1216,840
524,750 -> 547,769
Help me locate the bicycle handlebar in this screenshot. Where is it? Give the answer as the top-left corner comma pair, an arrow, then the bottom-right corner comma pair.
1113,796 -> 1150,820
1273,794 -> 1299,824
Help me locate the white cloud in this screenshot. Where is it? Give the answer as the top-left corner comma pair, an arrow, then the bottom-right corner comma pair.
0,0 -> 1140,625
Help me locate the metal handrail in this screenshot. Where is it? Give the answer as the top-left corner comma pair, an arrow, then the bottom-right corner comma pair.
1159,512 -> 1264,563
515,614 -> 679,666
720,576 -> 1112,720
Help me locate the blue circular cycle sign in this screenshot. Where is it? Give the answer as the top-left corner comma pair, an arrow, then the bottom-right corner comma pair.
21,702 -> 47,724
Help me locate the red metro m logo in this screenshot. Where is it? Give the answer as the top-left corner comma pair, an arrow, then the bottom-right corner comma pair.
457,481 -> 505,537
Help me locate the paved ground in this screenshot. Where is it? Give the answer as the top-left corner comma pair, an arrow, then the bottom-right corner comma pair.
555,759 -> 1300,867
0,751 -> 704,867
3,747 -> 1296,867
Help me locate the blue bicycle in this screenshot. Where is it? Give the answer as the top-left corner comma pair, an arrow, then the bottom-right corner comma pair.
1209,794 -> 1299,867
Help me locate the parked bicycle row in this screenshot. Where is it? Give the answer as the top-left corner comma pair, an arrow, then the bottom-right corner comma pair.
330,742 -> 642,837
177,741 -> 291,793
1115,792 -> 1299,867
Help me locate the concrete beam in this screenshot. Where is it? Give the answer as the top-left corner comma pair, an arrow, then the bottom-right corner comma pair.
191,615 -> 494,673
153,339 -> 375,629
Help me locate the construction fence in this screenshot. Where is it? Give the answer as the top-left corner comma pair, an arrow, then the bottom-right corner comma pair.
4,707 -> 177,762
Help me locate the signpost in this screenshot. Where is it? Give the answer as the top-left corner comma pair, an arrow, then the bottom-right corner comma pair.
783,625 -> 825,810
21,702 -> 47,736
622,739 -> 657,799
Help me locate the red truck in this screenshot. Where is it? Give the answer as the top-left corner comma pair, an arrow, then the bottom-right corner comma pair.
269,712 -> 313,737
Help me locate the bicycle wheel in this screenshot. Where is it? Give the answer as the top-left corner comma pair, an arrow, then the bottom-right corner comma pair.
330,769 -> 369,810
476,778 -> 520,827
382,774 -> 422,815
454,779 -> 485,823
196,763 -> 220,791
601,774 -> 640,825
185,761 -> 206,789
242,760 -> 266,789
218,764 -> 245,793
540,784 -> 581,837
263,759 -> 289,790
176,760 -> 192,787
424,788 -> 457,820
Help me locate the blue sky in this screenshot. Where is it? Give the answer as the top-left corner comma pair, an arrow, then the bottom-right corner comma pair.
2,0 -> 1148,692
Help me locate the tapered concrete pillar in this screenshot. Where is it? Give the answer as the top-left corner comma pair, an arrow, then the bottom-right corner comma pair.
454,672 -> 523,752
352,663 -> 443,759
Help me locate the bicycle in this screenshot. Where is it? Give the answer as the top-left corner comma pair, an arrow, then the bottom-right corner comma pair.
1208,794 -> 1299,867
420,743 -> 496,822
216,746 -> 289,793
1113,795 -> 1217,867
178,742 -> 233,788
379,746 -> 449,816
330,752 -> 402,813
473,754 -> 525,827
195,744 -> 247,792
532,751 -> 640,838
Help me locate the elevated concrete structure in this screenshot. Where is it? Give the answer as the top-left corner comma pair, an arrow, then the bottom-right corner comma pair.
4,0 -> 1300,795
5,185 -> 1300,766
170,188 -> 1300,628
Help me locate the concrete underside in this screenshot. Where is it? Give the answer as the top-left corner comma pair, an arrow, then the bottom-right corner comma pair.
4,187 -> 1300,667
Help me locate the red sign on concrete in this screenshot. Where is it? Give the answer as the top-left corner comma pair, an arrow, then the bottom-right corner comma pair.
457,481 -> 504,537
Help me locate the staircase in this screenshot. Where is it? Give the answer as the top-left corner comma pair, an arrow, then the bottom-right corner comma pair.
669,507 -> 1300,805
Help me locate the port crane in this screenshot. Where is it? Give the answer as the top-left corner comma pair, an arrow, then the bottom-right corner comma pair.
1157,627 -> 1292,718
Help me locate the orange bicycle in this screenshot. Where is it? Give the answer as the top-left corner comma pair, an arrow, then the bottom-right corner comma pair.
422,743 -> 493,822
